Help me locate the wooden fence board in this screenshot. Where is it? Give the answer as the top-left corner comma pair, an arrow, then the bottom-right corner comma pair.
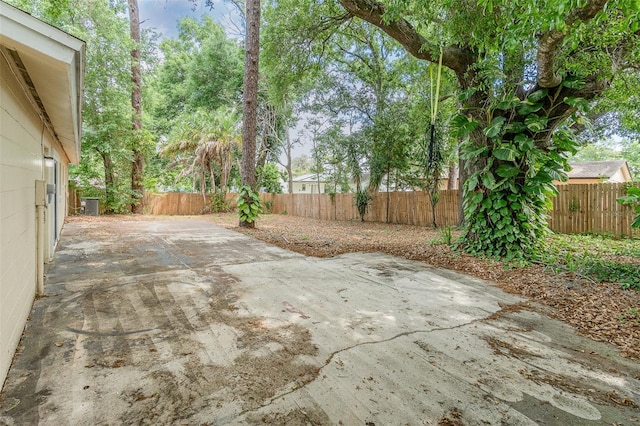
142,182 -> 639,237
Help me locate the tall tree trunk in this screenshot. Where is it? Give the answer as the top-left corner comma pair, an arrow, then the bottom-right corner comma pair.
100,150 -> 116,214
240,0 -> 261,227
285,127 -> 293,194
129,0 -> 144,214
385,165 -> 390,223
447,162 -> 458,190
256,104 -> 276,180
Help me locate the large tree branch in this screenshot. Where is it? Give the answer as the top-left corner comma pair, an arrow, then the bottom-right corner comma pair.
609,28 -> 640,74
537,76 -> 608,147
537,0 -> 607,87
338,0 -> 474,76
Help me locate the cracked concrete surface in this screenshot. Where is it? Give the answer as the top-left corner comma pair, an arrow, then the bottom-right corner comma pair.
1,218 -> 639,425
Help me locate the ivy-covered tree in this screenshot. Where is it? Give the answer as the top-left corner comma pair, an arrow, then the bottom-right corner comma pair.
263,0 -> 638,258
239,0 -> 262,227
333,0 -> 639,259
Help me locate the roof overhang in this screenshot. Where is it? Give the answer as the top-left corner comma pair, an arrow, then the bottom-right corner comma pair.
0,1 -> 85,164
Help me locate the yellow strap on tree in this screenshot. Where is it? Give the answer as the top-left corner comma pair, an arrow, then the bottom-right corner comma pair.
430,47 -> 444,125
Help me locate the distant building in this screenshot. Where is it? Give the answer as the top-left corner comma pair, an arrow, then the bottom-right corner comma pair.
560,160 -> 633,184
290,173 -> 329,194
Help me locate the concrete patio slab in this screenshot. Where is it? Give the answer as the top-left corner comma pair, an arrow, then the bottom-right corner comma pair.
1,218 -> 639,425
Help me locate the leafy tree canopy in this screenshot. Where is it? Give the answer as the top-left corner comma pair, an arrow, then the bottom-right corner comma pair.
258,163 -> 284,193
291,155 -> 314,176
151,16 -> 244,134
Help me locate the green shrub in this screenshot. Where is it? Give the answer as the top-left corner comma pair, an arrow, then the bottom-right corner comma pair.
210,191 -> 232,213
617,185 -> 640,228
431,226 -> 454,246
533,234 -> 640,290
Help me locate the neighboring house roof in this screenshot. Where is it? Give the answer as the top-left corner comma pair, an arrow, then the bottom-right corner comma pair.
0,1 -> 85,164
292,173 -> 329,183
567,160 -> 632,181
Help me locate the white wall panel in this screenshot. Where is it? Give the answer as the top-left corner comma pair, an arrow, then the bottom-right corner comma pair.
0,53 -> 47,384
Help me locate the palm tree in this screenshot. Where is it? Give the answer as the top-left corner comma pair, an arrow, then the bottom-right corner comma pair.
162,107 -> 241,202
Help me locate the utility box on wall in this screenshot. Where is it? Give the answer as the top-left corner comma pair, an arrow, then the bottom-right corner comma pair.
81,197 -> 99,216
35,180 -> 47,207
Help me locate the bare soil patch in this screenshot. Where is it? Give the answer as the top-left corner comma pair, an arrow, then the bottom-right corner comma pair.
208,213 -> 640,361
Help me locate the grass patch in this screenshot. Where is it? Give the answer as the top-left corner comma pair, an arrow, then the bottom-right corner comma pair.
619,308 -> 640,324
430,226 -> 455,246
533,233 -> 640,290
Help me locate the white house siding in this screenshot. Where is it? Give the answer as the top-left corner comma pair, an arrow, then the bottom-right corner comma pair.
292,181 -> 327,194
609,169 -> 626,183
0,51 -> 57,383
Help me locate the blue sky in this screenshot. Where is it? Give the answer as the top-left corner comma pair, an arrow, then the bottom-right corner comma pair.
138,0 -> 242,39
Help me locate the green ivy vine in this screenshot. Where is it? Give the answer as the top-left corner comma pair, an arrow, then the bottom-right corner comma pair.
237,184 -> 263,225
456,81 -> 586,261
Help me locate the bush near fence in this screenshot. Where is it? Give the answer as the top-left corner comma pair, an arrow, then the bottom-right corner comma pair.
141,182 -> 639,238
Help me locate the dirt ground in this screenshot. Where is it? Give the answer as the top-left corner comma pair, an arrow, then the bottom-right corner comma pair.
207,213 -> 640,361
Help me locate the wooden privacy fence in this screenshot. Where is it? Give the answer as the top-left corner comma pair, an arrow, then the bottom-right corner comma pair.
260,192 -> 460,227
143,192 -> 216,215
548,183 -> 639,237
142,191 -> 460,226
143,182 -> 639,237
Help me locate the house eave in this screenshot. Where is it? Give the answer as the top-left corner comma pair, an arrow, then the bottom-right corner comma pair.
0,1 -> 85,164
